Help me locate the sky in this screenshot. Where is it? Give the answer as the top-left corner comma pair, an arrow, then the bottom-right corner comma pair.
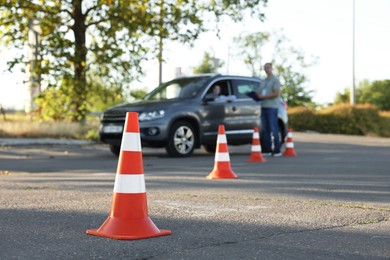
1,0 -> 390,110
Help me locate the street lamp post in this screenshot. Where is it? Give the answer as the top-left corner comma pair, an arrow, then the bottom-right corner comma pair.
351,0 -> 356,105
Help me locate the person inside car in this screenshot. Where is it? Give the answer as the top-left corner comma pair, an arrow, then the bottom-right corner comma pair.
210,85 -> 236,102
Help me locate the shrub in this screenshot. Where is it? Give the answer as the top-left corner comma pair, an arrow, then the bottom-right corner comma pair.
288,103 -> 389,137
318,103 -> 381,136
378,111 -> 390,137
287,107 -> 317,131
34,88 -> 74,121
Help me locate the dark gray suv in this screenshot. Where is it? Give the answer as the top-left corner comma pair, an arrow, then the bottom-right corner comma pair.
99,74 -> 288,157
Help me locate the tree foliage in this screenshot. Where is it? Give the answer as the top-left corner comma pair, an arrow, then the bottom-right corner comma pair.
233,30 -> 318,107
129,88 -> 148,100
335,79 -> 390,110
234,32 -> 270,75
193,51 -> 224,74
0,0 -> 268,121
35,74 -> 125,121
361,80 -> 390,110
335,79 -> 370,104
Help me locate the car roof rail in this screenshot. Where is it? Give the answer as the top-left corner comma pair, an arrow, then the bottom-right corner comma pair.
208,73 -> 221,79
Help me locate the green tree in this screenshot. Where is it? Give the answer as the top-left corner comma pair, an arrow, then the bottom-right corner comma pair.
34,85 -> 73,122
275,64 -> 314,107
0,0 -> 268,121
1,0 -> 151,121
361,80 -> 390,110
193,51 -> 224,74
129,88 -> 148,100
335,88 -> 350,104
233,30 -> 317,107
36,72 -> 127,121
335,79 -> 369,104
234,32 -> 270,75
336,79 -> 390,110
86,75 -> 125,113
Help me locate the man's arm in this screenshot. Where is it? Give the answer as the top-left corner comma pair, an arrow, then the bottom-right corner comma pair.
257,88 -> 280,100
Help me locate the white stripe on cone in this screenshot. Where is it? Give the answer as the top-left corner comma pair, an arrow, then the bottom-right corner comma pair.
251,146 -> 261,152
120,132 -> 142,152
287,132 -> 293,138
253,132 -> 259,139
113,174 -> 146,193
286,142 -> 294,148
217,134 -> 227,143
215,152 -> 230,162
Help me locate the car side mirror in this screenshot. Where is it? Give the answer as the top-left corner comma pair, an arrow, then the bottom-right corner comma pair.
203,93 -> 217,103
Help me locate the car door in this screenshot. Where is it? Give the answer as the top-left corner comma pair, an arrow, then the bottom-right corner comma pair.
223,79 -> 261,143
200,80 -> 233,144
201,79 -> 260,144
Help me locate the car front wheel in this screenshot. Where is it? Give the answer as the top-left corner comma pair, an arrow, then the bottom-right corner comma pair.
165,121 -> 196,157
109,144 -> 120,156
203,144 -> 216,154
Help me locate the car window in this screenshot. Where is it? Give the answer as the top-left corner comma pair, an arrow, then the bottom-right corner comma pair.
232,80 -> 260,99
144,76 -> 210,100
206,81 -> 231,96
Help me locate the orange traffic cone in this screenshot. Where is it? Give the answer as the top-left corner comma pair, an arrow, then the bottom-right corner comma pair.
283,128 -> 297,157
86,112 -> 171,240
207,125 -> 238,179
247,127 -> 266,162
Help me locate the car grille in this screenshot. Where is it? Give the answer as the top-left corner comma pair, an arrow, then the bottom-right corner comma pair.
102,111 -> 127,122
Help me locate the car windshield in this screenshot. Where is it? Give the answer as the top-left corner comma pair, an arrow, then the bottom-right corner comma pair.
144,76 -> 210,101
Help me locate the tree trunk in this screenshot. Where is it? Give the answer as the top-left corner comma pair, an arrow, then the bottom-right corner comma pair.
71,0 -> 87,122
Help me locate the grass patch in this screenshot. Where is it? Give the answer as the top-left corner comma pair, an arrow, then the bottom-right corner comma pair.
350,217 -> 390,227
176,193 -> 198,197
342,204 -> 390,213
241,197 -> 261,201
0,112 -> 100,140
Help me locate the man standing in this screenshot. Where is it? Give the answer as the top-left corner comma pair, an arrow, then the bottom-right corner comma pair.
257,63 -> 282,157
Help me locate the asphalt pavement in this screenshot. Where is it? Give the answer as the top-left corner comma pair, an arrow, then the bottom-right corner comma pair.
0,133 -> 389,259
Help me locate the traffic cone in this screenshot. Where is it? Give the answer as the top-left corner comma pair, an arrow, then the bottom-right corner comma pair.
283,128 -> 297,157
247,127 -> 266,162
86,112 -> 171,240
206,125 -> 238,179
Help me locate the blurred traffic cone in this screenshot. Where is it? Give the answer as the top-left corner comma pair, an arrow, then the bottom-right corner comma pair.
283,128 -> 297,157
247,127 -> 266,162
86,112 -> 171,240
207,125 -> 238,179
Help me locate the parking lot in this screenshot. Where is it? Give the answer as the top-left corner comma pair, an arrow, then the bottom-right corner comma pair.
0,132 -> 389,259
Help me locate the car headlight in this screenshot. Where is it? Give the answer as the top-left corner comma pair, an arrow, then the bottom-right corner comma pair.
138,110 -> 165,121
